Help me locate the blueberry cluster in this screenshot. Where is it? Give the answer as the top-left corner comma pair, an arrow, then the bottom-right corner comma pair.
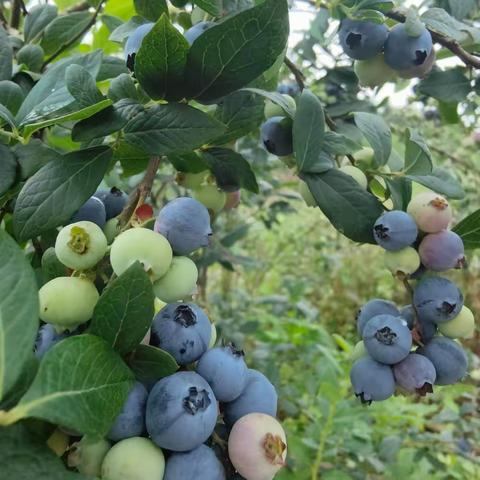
66,307 -> 285,480
350,191 -> 474,404
35,193 -> 287,479
338,17 -> 435,87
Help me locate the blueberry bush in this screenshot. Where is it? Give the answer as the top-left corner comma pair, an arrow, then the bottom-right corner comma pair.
0,0 -> 479,479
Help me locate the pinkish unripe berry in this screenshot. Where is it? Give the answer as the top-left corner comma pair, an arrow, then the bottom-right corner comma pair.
407,192 -> 452,233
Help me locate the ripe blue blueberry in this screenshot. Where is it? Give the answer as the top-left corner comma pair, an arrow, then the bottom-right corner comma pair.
150,302 -> 211,365
94,187 -> 128,220
146,371 -> 218,452
184,21 -> 215,45
338,19 -> 389,60
196,344 -> 248,402
71,196 -> 107,228
108,381 -> 148,442
223,369 -> 277,427
350,356 -> 395,403
363,314 -> 412,364
417,337 -> 468,385
124,23 -> 154,70
164,444 -> 226,480
419,230 -> 466,272
418,316 -> 438,343
393,353 -> 436,395
35,324 -> 81,359
356,299 -> 399,336
155,197 -> 212,255
373,210 -> 418,251
260,116 -> 293,157
413,276 -> 463,324
277,83 -> 300,96
384,24 -> 433,71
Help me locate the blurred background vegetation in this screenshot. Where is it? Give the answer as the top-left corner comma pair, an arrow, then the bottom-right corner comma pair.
41,0 -> 479,477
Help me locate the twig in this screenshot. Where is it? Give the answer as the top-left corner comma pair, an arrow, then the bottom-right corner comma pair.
10,0 -> 21,28
386,9 -> 480,69
118,156 -> 162,229
41,0 -> 105,70
67,1 -> 90,13
284,57 -> 306,90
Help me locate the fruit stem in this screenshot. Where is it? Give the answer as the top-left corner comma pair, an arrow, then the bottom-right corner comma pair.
402,277 -> 424,346
118,156 -> 162,231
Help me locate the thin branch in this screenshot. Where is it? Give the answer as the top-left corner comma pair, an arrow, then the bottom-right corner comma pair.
67,1 -> 90,13
118,156 -> 162,230
10,0 -> 21,28
41,0 -> 106,70
386,9 -> 480,70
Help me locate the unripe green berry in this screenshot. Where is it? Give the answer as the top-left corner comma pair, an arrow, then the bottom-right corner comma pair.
153,256 -> 198,303
68,437 -> 111,476
354,54 -> 396,88
191,6 -> 207,24
264,94 -> 296,119
193,184 -> 227,213
351,340 -> 367,361
354,147 -> 375,170
103,217 -> 120,244
438,306 -> 475,339
39,277 -> 99,331
176,170 -> 209,190
339,165 -> 368,189
55,221 -> 108,271
110,228 -> 173,281
384,247 -> 420,278
101,437 -> 165,480
47,429 -> 69,457
209,323 -> 217,349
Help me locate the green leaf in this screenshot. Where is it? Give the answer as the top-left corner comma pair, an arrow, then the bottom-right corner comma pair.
98,55 -> 130,81
90,263 -> 155,355
135,14 -> 189,101
406,167 -> 464,199
0,230 -> 39,401
129,345 -> 178,384
16,44 -> 45,73
0,81 -> 24,115
72,99 -> 144,142
0,104 -> 16,129
438,101 -> 459,124
66,65 -> 105,107
0,424 -> 91,480
108,73 -> 139,102
113,142 -> 150,177
303,169 -> 385,244
109,16 -> 150,43
404,8 -> 425,37
14,140 -> 62,180
16,50 -> 103,124
41,12 -> 93,55
447,0 -> 477,20
0,27 -> 13,81
385,177 -> 412,211
404,129 -> 432,175
13,146 -> 112,241
201,147 -> 259,193
24,5 -> 58,43
186,0 -> 289,101
355,0 -> 394,12
212,90 -> 264,145
242,87 -> 296,118
195,0 -> 222,16
453,209 -> 480,250
421,8 -> 474,44
123,103 -> 225,155
134,0 -> 168,21
323,131 -> 362,156
0,145 -> 17,196
293,89 -> 327,173
22,98 -> 112,141
168,151 -> 208,173
354,112 -> 392,168
417,68 -> 471,103
2,335 -> 134,436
